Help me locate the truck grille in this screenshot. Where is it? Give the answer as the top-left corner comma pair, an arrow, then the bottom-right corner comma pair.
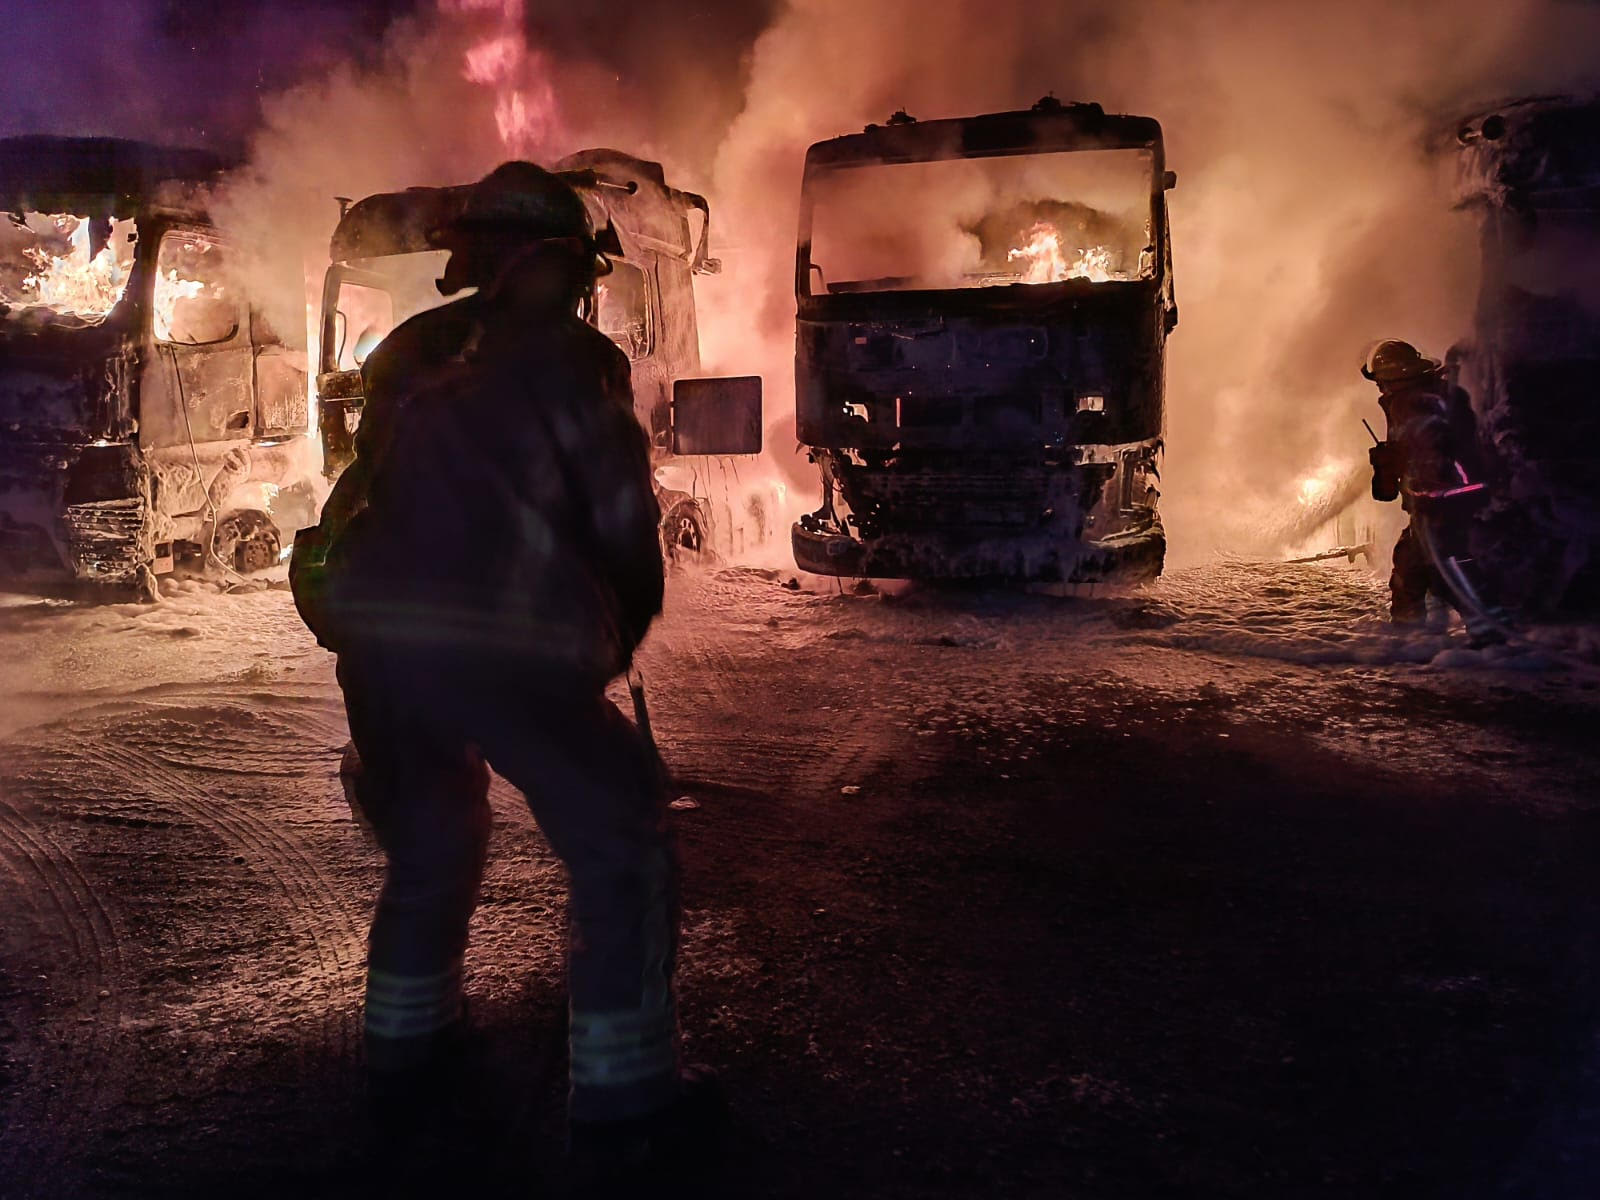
844,464 -> 1055,530
63,499 -> 149,581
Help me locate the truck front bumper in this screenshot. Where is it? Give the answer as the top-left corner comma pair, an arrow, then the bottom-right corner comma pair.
791,515 -> 1166,582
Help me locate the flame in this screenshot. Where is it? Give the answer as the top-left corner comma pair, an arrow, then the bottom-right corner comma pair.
442,0 -> 557,156
463,34 -> 522,83
152,267 -> 207,342
1006,222 -> 1115,284
1298,475 -> 1330,506
1295,459 -> 1346,508
18,215 -> 135,317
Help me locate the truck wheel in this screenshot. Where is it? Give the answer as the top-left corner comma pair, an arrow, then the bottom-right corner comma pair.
212,510 -> 282,576
660,499 -> 710,568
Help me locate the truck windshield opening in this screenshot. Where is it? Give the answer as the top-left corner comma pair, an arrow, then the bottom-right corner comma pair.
802,148 -> 1156,296
1,212 -> 137,321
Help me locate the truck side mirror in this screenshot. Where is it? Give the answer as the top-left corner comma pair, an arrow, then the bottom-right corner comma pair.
1162,170 -> 1178,190
671,376 -> 763,456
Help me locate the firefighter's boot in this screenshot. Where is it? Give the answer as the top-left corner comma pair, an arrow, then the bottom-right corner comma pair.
1389,524 -> 1433,626
567,1065 -> 728,1195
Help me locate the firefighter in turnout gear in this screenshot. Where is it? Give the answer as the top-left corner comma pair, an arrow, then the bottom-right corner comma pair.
293,162 -> 717,1176
1362,339 -> 1498,638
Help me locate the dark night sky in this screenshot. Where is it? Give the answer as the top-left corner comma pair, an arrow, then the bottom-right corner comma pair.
0,0 -> 777,161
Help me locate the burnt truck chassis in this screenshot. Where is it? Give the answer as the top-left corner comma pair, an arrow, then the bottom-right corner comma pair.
0,137 -> 315,599
792,100 -> 1176,583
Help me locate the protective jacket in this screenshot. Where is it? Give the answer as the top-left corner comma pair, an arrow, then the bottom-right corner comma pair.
1371,376 -> 1487,512
310,303 -> 663,688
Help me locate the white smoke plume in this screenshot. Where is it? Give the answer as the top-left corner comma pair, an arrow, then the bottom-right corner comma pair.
701,0 -> 1600,564
174,0 -> 1600,567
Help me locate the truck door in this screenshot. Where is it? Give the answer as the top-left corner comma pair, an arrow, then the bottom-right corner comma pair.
137,228 -> 255,449
252,309 -> 308,440
597,256 -> 668,450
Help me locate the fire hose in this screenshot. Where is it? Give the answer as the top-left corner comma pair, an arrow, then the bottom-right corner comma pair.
627,665 -> 672,790
1411,511 -> 1517,645
1412,510 -> 1600,678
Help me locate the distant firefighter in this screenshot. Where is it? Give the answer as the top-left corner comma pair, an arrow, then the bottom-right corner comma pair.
292,162 -> 718,1183
1362,339 -> 1500,640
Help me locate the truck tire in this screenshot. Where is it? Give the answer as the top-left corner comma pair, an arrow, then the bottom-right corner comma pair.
659,499 -> 710,568
212,510 -> 282,576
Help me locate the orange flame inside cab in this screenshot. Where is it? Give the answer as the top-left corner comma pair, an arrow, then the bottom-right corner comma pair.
17,215 -> 136,318
1006,222 -> 1114,284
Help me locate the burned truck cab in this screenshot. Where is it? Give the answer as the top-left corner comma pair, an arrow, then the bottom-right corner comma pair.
1450,98 -> 1600,612
0,137 -> 314,599
316,149 -> 760,559
792,99 -> 1177,581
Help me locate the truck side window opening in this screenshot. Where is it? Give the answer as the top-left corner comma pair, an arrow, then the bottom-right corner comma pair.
322,252 -> 458,375
335,283 -> 395,370
596,261 -> 651,361
154,232 -> 240,345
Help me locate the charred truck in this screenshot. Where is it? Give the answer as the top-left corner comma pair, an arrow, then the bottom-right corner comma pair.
315,149 -> 761,560
1449,97 -> 1600,613
0,137 -> 316,599
792,99 -> 1177,581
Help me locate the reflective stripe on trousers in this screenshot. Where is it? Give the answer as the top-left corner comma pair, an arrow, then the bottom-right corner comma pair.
568,840 -> 679,1118
365,958 -> 465,1042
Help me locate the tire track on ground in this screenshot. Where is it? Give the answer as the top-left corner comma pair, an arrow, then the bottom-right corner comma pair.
0,789 -> 126,1194
72,728 -> 362,1061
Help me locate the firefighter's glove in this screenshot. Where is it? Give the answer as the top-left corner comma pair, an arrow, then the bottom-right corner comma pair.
289,524 -> 343,652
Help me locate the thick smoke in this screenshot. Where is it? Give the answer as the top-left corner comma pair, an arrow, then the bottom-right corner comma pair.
30,0 -> 1597,569
702,0 -> 1600,565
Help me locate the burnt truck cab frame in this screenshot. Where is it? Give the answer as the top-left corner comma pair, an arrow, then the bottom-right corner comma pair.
0,136 -> 315,599
792,98 -> 1177,581
315,149 -> 761,560
1447,96 -> 1600,612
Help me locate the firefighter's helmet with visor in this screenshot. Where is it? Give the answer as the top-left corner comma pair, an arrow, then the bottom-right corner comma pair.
1362,339 -> 1444,385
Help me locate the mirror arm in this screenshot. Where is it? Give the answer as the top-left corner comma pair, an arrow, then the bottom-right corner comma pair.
672,189 -> 721,275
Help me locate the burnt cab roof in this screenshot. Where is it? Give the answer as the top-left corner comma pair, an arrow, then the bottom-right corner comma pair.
1451,95 -> 1600,210
0,135 -> 230,219
805,98 -> 1166,171
329,148 -> 713,271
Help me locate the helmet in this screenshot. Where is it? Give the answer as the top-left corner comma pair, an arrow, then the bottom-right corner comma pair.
435,161 -> 613,295
1361,339 -> 1443,384
451,160 -> 596,243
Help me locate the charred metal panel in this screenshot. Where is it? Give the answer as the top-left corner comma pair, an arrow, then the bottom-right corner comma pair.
139,335 -> 256,447
60,443 -> 153,584
0,319 -> 136,445
253,344 -> 308,439
796,289 -> 1165,452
